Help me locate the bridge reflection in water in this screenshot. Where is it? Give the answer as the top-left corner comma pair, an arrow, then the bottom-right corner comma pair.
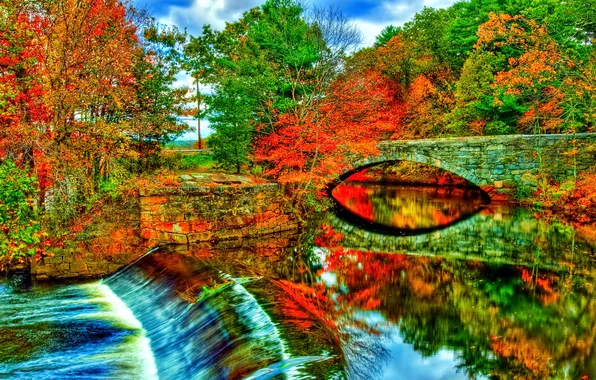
331,181 -> 595,274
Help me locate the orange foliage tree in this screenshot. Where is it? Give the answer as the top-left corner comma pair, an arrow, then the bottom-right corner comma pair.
477,14 -> 568,134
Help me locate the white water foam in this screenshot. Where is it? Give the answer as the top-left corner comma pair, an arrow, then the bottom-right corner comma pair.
82,282 -> 159,380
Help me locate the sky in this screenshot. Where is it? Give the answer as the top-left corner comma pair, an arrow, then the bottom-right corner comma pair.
133,0 -> 457,140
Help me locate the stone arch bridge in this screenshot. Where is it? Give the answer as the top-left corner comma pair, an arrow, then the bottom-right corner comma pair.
339,133 -> 596,199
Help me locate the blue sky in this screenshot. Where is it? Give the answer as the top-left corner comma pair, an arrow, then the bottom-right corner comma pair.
134,0 -> 457,140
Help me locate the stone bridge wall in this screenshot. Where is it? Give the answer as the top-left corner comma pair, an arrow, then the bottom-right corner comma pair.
328,206 -> 595,275
346,133 -> 596,199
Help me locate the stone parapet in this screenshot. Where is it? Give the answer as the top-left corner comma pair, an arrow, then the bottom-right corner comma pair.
342,133 -> 596,201
31,173 -> 300,280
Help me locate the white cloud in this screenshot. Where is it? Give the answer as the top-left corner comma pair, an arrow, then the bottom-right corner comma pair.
157,0 -> 261,35
352,19 -> 390,47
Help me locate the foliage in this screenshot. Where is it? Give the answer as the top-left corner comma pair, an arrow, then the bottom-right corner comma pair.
0,0 -> 190,233
552,172 -> 596,224
254,70 -> 398,193
186,0 -> 362,182
205,80 -> 255,173
126,23 -> 191,172
0,160 -> 40,267
374,25 -> 401,47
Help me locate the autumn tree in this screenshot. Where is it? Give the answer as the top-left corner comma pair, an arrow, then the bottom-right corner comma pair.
1,0 -> 192,232
0,0 -> 50,166
254,71 -> 399,194
449,13 -> 585,135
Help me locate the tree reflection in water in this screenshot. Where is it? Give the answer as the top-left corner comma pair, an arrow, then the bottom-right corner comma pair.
145,180 -> 596,379
306,219 -> 596,379
331,181 -> 488,231
159,206 -> 595,379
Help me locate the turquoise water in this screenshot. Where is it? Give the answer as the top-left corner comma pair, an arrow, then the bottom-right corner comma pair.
0,279 -> 157,379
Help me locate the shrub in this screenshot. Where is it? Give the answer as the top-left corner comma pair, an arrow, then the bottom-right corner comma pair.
0,161 -> 41,268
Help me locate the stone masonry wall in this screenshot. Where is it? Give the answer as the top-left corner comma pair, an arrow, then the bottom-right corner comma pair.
31,174 -> 300,281
345,133 -> 596,200
31,202 -> 145,281
139,178 -> 300,247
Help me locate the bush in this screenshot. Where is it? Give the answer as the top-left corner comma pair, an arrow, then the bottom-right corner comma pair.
0,161 -> 41,268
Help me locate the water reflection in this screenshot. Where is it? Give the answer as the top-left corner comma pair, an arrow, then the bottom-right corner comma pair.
1,184 -> 595,379
307,241 -> 596,379
331,182 -> 488,232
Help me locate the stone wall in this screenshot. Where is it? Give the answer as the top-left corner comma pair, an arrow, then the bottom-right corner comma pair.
343,133 -> 596,200
139,176 -> 300,247
329,206 -> 596,276
31,201 -> 145,281
31,174 -> 300,281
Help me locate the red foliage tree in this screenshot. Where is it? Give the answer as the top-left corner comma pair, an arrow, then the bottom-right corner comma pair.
255,71 -> 403,196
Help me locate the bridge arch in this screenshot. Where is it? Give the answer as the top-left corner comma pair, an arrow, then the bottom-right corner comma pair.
337,152 -> 483,187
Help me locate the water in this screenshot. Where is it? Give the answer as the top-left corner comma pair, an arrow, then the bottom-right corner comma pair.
0,279 -> 157,379
1,182 -> 595,379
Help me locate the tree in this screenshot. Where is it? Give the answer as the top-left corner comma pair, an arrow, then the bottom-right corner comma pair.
447,50 -> 520,135
0,0 -> 51,169
126,23 -> 190,172
475,14 -> 570,134
1,0 -> 193,229
254,71 -> 398,193
374,25 -> 401,47
206,80 -> 254,173
402,7 -> 455,69
187,0 -> 361,177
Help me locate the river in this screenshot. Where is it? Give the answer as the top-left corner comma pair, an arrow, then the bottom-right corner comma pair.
1,181 -> 595,379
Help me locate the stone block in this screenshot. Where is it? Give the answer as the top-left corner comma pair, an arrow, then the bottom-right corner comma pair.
140,228 -> 159,240
216,229 -> 243,241
188,232 -> 214,243
70,262 -> 87,274
171,222 -> 191,234
32,263 -> 53,275
56,263 -> 70,274
168,233 -> 188,245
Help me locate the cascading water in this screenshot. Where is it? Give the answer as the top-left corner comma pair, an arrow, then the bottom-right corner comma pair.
0,279 -> 157,379
0,248 -> 330,380
103,250 -> 291,379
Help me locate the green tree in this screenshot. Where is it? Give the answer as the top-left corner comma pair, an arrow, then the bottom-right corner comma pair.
447,50 -> 520,135
186,0 -> 360,171
206,81 -> 254,173
0,160 -> 40,268
374,25 -> 402,47
402,7 -> 455,69
127,22 -> 190,172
